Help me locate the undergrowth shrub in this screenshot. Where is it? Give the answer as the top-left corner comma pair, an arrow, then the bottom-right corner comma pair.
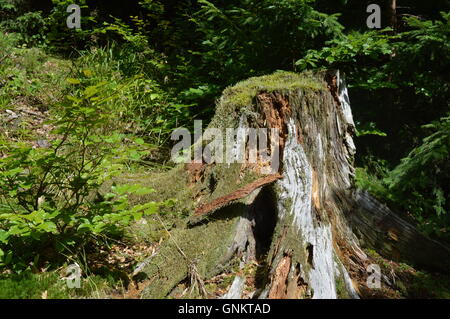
386,115 -> 450,240
0,76 -> 174,272
356,115 -> 450,241
73,45 -> 193,147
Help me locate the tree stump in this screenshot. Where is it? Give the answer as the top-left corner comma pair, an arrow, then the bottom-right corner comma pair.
135,71 -> 450,299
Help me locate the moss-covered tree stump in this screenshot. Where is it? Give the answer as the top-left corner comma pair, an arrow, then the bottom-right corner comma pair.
129,71 -> 450,299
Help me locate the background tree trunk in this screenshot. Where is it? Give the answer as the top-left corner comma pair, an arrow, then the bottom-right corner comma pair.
388,0 -> 397,29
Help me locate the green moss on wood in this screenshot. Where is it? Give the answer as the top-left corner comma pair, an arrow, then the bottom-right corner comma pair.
139,205 -> 245,298
210,71 -> 325,130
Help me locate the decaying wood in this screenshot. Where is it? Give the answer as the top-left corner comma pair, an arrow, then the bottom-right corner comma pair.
194,173 -> 282,216
268,255 -> 292,299
137,70 -> 450,299
348,190 -> 450,272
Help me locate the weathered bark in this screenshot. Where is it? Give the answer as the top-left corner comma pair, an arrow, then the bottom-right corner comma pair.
347,190 -> 450,273
135,71 -> 449,299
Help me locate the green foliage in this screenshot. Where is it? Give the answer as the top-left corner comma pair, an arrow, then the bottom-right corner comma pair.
356,115 -> 450,241
45,0 -> 93,52
355,168 -> 389,202
2,0 -> 350,123
355,153 -> 391,202
385,115 -> 450,239
73,46 -> 192,146
0,270 -> 117,298
393,12 -> 450,99
0,77 -> 171,271
296,12 -> 449,156
0,10 -> 47,46
299,11 -> 450,240
296,29 -> 394,89
190,0 -> 344,85
0,47 -> 68,107
95,17 -> 150,51
405,271 -> 450,299
364,248 -> 450,298
297,12 -> 449,95
355,121 -> 387,137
